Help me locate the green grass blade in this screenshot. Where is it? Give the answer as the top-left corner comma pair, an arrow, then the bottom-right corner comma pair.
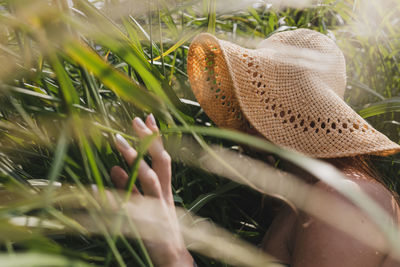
152,29 -> 200,61
79,130 -> 104,193
47,50 -> 80,111
187,182 -> 239,213
3,85 -> 61,102
207,0 -> 216,34
45,128 -> 69,189
358,97 -> 400,118
63,39 -> 170,122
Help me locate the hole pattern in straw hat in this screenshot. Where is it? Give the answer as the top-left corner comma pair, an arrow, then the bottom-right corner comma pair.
188,35 -> 246,130
188,29 -> 400,158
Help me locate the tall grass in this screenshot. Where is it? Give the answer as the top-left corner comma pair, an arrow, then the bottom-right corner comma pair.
0,0 -> 399,266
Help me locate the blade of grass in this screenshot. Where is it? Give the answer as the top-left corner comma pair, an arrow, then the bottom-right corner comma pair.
78,128 -> 105,197
349,80 -> 385,100
207,0 -> 216,34
152,29 -> 200,61
62,38 -> 170,122
157,1 -> 166,76
3,85 -> 61,102
45,127 -> 69,191
46,47 -> 80,111
120,237 -> 147,267
8,97 -> 46,141
122,18 -> 144,55
159,0 -> 179,38
358,97 -> 400,118
128,15 -> 161,56
187,182 -> 239,213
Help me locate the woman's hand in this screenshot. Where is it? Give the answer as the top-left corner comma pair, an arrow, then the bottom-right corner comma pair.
110,114 -> 193,267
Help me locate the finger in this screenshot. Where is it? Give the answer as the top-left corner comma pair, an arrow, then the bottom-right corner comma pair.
133,116 -> 172,204
144,115 -> 173,204
115,134 -> 138,165
132,117 -> 165,158
110,166 -> 140,195
110,166 -> 129,188
90,185 -> 119,210
115,134 -> 162,198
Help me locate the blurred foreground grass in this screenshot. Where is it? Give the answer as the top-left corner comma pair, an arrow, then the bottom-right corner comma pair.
0,0 -> 399,266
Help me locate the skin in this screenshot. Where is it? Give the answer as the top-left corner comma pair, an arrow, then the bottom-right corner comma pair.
111,115 -> 193,267
111,115 -> 400,267
262,166 -> 400,267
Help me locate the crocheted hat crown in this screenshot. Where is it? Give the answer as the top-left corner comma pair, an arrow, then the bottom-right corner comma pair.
187,29 -> 400,158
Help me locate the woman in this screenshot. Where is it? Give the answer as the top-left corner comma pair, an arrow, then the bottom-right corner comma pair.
111,29 -> 400,266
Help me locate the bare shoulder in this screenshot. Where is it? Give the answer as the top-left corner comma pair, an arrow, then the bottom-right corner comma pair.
261,171 -> 400,267
301,174 -> 400,267
284,171 -> 400,267
340,174 -> 400,267
318,172 -> 400,223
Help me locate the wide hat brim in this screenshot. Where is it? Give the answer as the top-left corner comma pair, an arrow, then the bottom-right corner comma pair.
187,29 -> 400,158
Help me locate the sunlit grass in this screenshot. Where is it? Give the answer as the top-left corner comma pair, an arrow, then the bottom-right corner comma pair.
0,0 -> 399,266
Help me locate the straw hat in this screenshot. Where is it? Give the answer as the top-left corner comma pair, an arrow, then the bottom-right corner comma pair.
187,29 -> 400,158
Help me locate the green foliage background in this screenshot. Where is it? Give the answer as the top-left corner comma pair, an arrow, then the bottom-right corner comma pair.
0,0 -> 399,266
